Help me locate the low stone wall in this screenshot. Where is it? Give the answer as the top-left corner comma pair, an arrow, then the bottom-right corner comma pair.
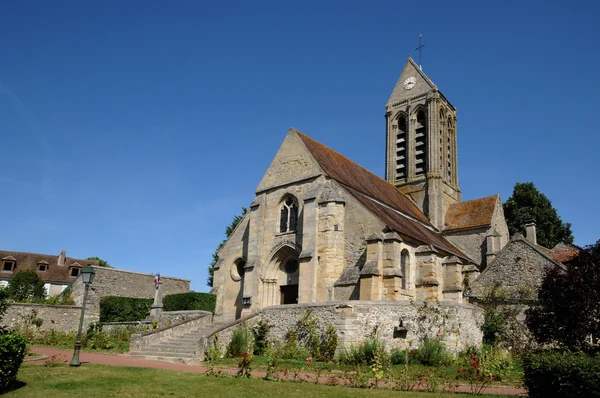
2,303 -> 99,333
103,311 -> 209,334
206,301 -> 483,359
130,311 -> 212,352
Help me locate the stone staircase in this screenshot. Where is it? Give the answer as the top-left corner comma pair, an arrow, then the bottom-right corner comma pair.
128,315 -> 228,364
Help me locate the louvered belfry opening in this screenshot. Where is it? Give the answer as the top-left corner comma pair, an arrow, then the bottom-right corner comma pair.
447,117 -> 454,181
396,115 -> 407,180
415,110 -> 427,176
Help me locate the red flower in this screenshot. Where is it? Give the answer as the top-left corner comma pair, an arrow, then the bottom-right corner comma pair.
243,352 -> 248,359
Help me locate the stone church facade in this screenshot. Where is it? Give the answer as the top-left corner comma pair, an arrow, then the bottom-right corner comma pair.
212,57 -> 509,331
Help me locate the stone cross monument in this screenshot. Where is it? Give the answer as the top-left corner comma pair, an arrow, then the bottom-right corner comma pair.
149,273 -> 163,318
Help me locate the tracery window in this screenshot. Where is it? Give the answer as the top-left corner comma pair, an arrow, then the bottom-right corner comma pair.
279,196 -> 298,233
447,117 -> 454,180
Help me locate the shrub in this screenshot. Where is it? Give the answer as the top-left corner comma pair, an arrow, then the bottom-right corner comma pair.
251,320 -> 270,356
390,348 -> 418,365
414,337 -> 449,366
163,292 -> 216,313
320,324 -> 338,361
99,296 -> 153,322
523,350 -> 600,398
280,329 -> 309,360
0,334 -> 27,393
227,326 -> 252,358
339,338 -> 388,366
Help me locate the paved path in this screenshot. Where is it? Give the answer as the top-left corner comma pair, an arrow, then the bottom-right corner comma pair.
29,346 -> 527,396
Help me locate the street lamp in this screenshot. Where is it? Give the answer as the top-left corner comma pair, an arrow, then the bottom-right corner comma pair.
70,265 -> 96,367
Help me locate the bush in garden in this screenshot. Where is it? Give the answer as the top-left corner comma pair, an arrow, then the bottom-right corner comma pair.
320,323 -> 338,361
162,292 -> 216,312
251,320 -> 270,356
99,296 -> 153,322
227,326 -> 252,358
338,338 -> 389,366
0,334 -> 26,393
523,350 -> 600,398
414,337 -> 450,366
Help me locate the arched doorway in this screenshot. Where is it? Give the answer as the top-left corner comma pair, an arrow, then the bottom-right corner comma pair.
261,244 -> 300,307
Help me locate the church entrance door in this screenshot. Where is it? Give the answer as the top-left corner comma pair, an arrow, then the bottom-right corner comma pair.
280,284 -> 298,305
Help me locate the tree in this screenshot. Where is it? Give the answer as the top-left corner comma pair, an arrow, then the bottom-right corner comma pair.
207,207 -> 248,287
526,240 -> 600,350
86,257 -> 113,268
7,270 -> 46,302
503,182 -> 574,248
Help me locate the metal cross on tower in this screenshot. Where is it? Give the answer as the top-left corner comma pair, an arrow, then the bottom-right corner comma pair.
415,33 -> 425,70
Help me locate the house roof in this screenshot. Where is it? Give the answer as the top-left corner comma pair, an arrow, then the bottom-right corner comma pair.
444,195 -> 499,231
0,250 -> 98,284
551,242 -> 581,263
296,131 -> 471,261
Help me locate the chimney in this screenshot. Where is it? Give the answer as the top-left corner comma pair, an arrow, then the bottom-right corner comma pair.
525,221 -> 537,246
57,250 -> 66,266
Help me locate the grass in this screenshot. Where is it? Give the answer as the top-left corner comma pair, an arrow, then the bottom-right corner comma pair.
5,364 -> 516,397
209,355 -> 524,387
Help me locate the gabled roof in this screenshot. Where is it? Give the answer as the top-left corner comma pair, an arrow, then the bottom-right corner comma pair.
295,131 -> 471,262
444,195 -> 499,231
0,250 -> 98,283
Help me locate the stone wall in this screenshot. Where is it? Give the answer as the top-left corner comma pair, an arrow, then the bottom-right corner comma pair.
71,266 -> 190,313
206,301 -> 483,358
469,236 -> 559,299
2,303 -> 98,333
102,310 -> 209,333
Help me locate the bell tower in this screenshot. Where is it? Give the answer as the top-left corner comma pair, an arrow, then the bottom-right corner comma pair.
385,56 -> 461,231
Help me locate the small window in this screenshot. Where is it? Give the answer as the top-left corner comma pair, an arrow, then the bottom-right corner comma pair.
70,267 -> 81,277
37,261 -> 49,272
2,261 -> 15,272
279,197 -> 298,233
231,259 -> 246,282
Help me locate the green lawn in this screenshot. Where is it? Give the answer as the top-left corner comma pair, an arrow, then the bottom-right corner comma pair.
6,365 -> 516,397
210,356 -> 524,387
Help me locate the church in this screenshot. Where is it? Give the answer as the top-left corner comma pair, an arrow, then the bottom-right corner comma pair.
212,56 -> 510,322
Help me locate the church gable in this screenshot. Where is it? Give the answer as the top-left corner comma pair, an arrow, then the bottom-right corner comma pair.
255,129 -> 323,194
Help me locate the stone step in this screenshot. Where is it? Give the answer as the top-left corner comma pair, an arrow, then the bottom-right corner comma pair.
130,350 -> 196,358
127,354 -> 199,365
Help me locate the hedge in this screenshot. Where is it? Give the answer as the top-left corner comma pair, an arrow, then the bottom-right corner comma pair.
163,292 -> 216,313
99,296 -> 153,322
0,334 -> 26,393
523,350 -> 600,397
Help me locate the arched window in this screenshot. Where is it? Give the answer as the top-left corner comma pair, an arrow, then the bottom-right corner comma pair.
395,115 -> 407,179
279,196 -> 298,233
400,250 -> 410,290
447,117 -> 454,180
415,110 -> 427,176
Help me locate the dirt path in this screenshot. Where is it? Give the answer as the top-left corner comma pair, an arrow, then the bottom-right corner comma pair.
28,346 -> 527,396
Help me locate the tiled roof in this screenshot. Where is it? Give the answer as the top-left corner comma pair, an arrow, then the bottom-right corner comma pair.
551,243 -> 581,263
297,132 -> 431,225
0,250 -> 98,283
444,195 -> 499,231
296,131 -> 470,261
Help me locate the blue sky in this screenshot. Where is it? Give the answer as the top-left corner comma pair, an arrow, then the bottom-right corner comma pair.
1,1 -> 598,292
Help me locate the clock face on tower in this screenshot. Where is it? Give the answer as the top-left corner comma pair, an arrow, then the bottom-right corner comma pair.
403,76 -> 416,90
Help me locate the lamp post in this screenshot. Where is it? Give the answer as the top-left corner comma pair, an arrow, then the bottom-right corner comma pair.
70,265 -> 96,367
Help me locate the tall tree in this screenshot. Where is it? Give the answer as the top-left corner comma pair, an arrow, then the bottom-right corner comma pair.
86,257 -> 113,268
503,182 -> 574,248
8,270 -> 46,301
207,207 -> 247,287
526,240 -> 600,350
